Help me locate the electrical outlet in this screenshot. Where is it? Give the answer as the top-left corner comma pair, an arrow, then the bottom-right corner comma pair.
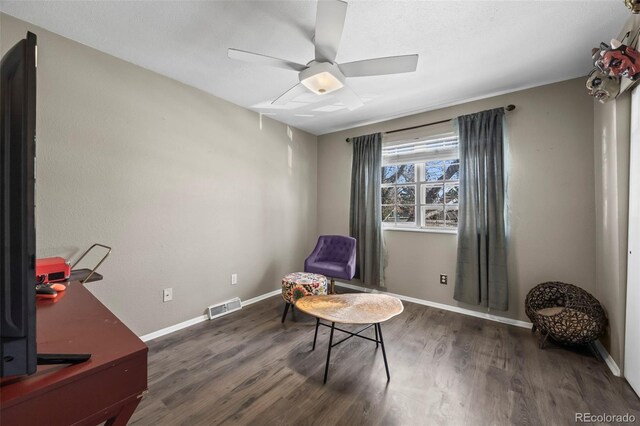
163,288 -> 173,302
439,274 -> 448,285
231,273 -> 238,285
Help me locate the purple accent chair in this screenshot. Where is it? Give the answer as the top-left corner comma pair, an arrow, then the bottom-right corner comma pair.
304,235 -> 356,294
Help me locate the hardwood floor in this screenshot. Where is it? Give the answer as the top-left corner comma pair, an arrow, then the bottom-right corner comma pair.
130,293 -> 640,426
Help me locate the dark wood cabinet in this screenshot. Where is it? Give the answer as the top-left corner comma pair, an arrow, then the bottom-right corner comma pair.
1,282 -> 148,425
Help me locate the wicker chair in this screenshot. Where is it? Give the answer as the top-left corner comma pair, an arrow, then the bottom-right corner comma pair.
525,282 -> 607,349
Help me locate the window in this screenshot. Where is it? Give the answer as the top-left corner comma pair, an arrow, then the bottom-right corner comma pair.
381,129 -> 459,230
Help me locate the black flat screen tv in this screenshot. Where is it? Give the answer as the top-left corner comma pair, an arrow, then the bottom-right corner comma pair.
1,32 -> 37,378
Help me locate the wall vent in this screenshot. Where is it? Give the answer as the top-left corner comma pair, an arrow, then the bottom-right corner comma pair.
207,297 -> 242,320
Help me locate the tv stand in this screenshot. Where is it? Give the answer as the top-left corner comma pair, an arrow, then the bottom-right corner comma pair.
1,282 -> 147,425
37,353 -> 91,365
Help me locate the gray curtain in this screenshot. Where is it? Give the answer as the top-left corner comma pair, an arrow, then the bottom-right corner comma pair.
454,108 -> 508,310
349,132 -> 384,287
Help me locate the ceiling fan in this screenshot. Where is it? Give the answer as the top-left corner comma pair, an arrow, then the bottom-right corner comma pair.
227,0 -> 419,111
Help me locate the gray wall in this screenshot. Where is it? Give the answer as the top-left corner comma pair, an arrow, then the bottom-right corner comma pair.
318,78 -> 596,324
594,93 -> 631,370
1,13 -> 318,336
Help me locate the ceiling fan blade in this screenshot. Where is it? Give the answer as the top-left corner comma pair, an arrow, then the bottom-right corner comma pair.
228,48 -> 308,72
335,85 -> 363,111
314,0 -> 348,63
272,83 -> 309,105
339,54 -> 419,77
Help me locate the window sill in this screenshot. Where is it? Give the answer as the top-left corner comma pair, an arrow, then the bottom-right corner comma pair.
383,227 -> 458,235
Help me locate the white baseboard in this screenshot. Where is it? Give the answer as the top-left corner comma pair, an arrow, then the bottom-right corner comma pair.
336,281 -> 531,329
336,281 -> 376,293
139,289 -> 281,342
140,314 -> 209,342
593,340 -> 622,377
242,289 -> 281,307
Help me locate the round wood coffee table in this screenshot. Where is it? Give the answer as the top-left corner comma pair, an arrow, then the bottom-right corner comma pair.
295,293 -> 403,383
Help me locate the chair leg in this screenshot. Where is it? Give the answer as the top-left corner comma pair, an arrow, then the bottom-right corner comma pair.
281,303 -> 290,323
330,277 -> 336,294
539,332 -> 549,349
587,341 -> 602,360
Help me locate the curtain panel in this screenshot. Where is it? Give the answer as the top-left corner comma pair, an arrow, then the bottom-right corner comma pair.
453,108 -> 508,310
349,132 -> 384,287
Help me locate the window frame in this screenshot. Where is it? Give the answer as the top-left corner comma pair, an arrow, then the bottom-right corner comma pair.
381,158 -> 460,232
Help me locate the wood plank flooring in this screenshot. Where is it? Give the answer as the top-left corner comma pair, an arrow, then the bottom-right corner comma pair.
130,293 -> 640,426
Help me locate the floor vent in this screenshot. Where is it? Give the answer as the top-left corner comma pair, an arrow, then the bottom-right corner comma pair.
207,297 -> 242,320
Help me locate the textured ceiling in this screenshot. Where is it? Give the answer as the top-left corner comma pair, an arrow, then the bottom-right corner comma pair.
0,1 -> 630,135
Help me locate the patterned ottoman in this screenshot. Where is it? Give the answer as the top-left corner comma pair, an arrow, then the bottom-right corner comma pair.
281,272 -> 328,323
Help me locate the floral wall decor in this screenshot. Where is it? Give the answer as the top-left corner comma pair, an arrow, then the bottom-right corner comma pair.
587,12 -> 640,102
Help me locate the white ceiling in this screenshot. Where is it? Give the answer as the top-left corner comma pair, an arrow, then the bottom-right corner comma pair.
0,1 -> 630,135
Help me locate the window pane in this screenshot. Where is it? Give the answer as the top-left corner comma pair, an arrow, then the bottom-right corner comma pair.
397,206 -> 415,223
425,160 -> 444,181
444,161 -> 460,180
396,185 -> 416,204
445,207 -> 458,227
445,184 -> 459,204
382,205 -> 395,223
382,166 -> 397,184
423,184 -> 444,205
422,207 -> 444,227
396,164 -> 415,183
381,187 -> 395,205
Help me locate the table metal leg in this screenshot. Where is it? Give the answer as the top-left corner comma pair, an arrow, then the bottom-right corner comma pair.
312,317 -> 320,351
323,322 -> 335,384
281,303 -> 290,323
375,323 -> 379,348
377,323 -> 390,381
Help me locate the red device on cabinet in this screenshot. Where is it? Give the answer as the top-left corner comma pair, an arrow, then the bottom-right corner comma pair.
35,257 -> 71,284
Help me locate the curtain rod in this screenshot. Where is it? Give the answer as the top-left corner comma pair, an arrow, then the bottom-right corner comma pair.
345,104 -> 516,143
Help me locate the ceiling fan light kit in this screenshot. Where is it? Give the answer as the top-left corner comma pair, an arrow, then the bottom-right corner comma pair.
227,0 -> 419,112
300,63 -> 344,95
